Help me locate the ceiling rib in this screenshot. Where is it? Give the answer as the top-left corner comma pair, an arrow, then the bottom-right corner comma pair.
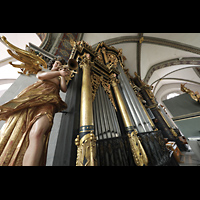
151,66 -> 200,87
92,35 -> 200,56
151,66 -> 200,94
144,57 -> 200,84
153,77 -> 200,94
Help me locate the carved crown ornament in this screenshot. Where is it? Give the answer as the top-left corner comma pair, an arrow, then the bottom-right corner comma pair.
69,40 -> 128,108
70,41 -> 125,77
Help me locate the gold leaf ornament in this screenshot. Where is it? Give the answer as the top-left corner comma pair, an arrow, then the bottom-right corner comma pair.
0,36 -> 47,76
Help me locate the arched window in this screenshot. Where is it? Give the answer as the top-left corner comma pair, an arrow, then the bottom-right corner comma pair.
166,92 -> 180,100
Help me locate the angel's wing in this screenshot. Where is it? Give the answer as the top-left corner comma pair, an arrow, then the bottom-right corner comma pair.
0,36 -> 47,75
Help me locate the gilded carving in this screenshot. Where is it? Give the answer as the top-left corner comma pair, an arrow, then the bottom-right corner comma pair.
128,130 -> 148,166
75,132 -> 97,166
101,80 -> 117,110
96,48 -> 104,62
0,36 -> 47,75
91,73 -> 102,101
106,52 -> 118,69
91,72 -> 117,110
181,83 -> 200,102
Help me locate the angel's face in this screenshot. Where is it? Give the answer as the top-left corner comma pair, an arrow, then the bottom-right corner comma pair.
51,61 -> 62,71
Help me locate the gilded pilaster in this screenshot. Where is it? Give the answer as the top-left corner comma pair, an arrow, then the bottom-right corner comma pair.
79,57 -> 94,127
111,76 -> 132,128
110,74 -> 148,166
75,55 -> 97,166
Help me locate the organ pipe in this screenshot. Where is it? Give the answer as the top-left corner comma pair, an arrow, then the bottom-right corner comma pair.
117,65 -> 153,132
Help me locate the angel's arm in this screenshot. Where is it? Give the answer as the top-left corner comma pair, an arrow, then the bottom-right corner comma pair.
36,71 -> 60,80
59,69 -> 70,93
60,76 -> 67,93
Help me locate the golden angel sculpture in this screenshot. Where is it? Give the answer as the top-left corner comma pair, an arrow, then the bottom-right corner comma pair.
0,36 -> 77,166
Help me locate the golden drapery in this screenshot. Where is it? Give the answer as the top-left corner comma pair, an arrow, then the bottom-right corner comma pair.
0,80 -> 67,166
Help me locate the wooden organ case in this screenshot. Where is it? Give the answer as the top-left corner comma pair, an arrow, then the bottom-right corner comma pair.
69,41 -> 178,166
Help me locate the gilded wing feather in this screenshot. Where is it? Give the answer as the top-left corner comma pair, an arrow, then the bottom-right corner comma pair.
0,36 -> 47,76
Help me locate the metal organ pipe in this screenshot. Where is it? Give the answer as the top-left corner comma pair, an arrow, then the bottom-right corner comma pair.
99,85 -> 109,133
118,66 -> 147,132
118,76 -> 144,132
93,85 -> 122,140
96,87 -> 106,137
117,65 -> 153,132
117,83 -> 138,129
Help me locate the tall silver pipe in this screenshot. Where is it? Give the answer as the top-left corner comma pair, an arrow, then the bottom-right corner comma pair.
118,76 -> 143,127
93,93 -> 102,140
96,87 -> 106,137
120,80 -> 146,132
99,85 -> 109,133
102,86 -> 114,133
120,72 -> 152,132
102,86 -> 120,137
118,66 -> 147,125
118,68 -> 147,132
117,83 -> 139,130
93,85 -> 122,139
99,85 -> 112,138
107,90 -> 121,136
118,65 -> 153,132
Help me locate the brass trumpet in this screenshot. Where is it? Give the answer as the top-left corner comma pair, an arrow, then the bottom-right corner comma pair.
60,59 -> 79,85
60,59 -> 78,73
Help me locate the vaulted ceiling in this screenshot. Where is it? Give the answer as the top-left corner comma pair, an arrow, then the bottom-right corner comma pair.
81,33 -> 200,104
1,33 -> 200,106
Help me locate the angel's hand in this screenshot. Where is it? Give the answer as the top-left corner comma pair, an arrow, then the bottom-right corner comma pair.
59,69 -> 70,77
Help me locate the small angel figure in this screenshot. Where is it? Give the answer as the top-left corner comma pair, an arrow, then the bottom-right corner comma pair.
0,57 -> 71,166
